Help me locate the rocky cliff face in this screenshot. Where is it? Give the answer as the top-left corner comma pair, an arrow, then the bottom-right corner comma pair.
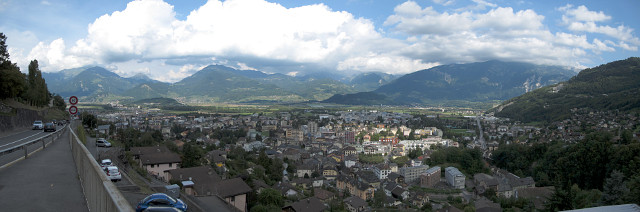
0,107 -> 46,132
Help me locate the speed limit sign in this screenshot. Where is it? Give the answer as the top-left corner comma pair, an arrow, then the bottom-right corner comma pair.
69,106 -> 78,114
69,96 -> 78,105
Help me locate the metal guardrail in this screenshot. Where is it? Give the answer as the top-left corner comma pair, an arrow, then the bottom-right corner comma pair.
69,125 -> 133,212
0,125 -> 67,169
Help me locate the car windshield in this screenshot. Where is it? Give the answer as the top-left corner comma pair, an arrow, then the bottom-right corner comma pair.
34,121 -> 42,124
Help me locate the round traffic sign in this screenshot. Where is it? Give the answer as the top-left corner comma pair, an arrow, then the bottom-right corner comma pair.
69,106 -> 78,114
69,96 -> 78,105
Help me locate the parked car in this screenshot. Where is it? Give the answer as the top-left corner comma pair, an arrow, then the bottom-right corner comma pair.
104,166 -> 122,182
96,138 -> 112,147
136,193 -> 187,212
43,122 -> 56,132
100,159 -> 113,169
32,120 -> 43,130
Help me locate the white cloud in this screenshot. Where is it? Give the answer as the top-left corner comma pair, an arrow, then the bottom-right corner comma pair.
13,0 -> 639,82
559,4 -> 639,51
22,0 -> 432,79
432,0 -> 454,6
384,2 -> 635,67
560,5 -> 610,23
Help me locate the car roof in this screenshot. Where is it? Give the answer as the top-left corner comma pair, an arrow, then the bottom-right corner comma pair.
101,159 -> 112,163
106,166 -> 118,170
143,193 -> 177,203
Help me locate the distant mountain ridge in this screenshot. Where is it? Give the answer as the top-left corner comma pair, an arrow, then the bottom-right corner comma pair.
492,57 -> 640,122
43,65 -> 369,103
44,60 -> 578,106
324,60 -> 576,106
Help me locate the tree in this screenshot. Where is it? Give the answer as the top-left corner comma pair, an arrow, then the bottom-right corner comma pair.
373,187 -> 386,208
257,188 -> 284,207
181,143 -> 204,168
408,148 -> 424,159
0,33 -> 26,99
626,175 -> 640,204
25,60 -> 50,106
0,33 -> 9,62
52,94 -> 66,110
601,170 -> 629,205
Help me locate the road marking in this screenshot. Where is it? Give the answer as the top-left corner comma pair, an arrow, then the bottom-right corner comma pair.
0,132 -> 47,149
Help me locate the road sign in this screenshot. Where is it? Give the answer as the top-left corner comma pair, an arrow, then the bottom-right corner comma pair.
69,96 -> 78,105
69,106 -> 78,114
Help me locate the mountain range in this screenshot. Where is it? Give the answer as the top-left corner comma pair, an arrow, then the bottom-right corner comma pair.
43,65 -> 395,104
43,60 -> 577,106
324,60 -> 576,106
492,57 -> 640,123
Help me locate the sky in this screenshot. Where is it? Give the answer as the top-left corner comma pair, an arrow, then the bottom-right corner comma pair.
1,0 -> 638,82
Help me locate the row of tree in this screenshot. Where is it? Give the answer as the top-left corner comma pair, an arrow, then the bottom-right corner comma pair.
0,33 -> 54,107
491,132 -> 640,209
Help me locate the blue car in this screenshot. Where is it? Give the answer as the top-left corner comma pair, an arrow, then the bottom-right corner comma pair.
136,193 -> 187,212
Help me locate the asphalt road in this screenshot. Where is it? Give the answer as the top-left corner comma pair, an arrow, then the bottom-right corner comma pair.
0,128 -> 51,151
0,127 -> 89,211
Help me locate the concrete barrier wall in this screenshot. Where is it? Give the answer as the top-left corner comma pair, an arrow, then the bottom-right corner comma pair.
69,128 -> 133,212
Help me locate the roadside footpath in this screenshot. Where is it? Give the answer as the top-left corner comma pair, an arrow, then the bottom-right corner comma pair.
0,127 -> 89,211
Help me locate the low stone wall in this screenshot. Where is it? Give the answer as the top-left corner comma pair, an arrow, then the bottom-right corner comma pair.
69,126 -> 133,212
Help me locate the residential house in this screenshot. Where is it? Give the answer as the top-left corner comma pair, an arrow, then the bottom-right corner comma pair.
387,172 -> 405,185
296,164 -> 314,178
166,166 -> 252,212
139,151 -> 181,181
372,163 -> 392,180
314,188 -> 335,203
274,182 -> 299,197
282,197 -> 327,212
391,187 -> 409,200
410,191 -> 430,208
336,175 -> 375,201
474,173 -> 499,195
344,146 -> 358,156
214,178 -> 253,212
344,196 -> 368,212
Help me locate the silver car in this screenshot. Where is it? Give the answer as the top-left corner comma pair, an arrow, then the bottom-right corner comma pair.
96,138 -> 112,147
32,120 -> 43,130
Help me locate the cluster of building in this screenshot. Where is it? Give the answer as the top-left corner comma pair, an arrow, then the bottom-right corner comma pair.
92,107 -> 557,211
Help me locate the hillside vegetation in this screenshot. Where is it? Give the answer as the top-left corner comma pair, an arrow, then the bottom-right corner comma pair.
493,57 -> 640,123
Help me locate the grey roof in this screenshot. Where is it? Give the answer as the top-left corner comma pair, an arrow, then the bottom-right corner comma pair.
445,167 -> 464,176
426,166 -> 440,175
130,146 -> 171,156
344,196 -> 367,208
140,152 -> 181,165
167,166 -> 221,184
283,197 -> 327,212
561,204 -> 640,212
212,178 -> 252,198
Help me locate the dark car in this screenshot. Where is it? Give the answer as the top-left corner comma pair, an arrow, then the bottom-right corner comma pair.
136,193 -> 187,212
44,122 -> 56,132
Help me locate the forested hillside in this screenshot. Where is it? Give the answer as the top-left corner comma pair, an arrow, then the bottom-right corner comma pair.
494,57 -> 640,123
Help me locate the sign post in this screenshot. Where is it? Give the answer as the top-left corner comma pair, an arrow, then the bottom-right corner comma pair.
69,106 -> 78,115
69,96 -> 78,117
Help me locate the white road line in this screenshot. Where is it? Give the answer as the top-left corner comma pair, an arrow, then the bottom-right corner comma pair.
0,132 -> 47,148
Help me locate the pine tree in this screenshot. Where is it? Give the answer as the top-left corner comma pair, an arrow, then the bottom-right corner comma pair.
601,170 -> 629,205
